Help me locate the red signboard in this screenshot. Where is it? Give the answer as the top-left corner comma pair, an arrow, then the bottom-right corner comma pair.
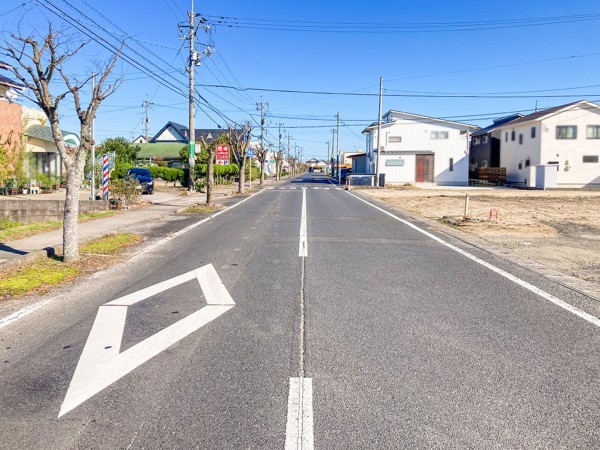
216,144 -> 230,165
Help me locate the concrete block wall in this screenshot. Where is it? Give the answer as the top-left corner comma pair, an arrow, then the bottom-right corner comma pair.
0,199 -> 109,223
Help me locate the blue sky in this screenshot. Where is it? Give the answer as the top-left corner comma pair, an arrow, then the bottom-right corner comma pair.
2,0 -> 600,160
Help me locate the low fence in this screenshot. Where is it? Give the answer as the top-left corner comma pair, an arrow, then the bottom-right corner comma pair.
0,199 -> 109,223
346,174 -> 376,190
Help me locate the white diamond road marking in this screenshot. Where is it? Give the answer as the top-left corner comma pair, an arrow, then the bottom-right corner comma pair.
58,264 -> 234,418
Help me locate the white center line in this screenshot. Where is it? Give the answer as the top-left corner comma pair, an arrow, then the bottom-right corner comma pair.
285,377 -> 314,450
299,188 -> 308,257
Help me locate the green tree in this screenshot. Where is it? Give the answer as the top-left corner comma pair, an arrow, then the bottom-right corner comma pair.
101,137 -> 139,164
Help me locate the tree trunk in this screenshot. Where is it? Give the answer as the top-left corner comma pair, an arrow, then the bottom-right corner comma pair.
206,148 -> 215,206
259,159 -> 265,186
62,166 -> 82,262
238,162 -> 246,194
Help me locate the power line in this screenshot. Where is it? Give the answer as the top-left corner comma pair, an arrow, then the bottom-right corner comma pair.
199,82 -> 600,99
206,12 -> 600,33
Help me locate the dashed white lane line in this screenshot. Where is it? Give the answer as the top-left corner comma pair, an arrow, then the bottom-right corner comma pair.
299,188 -> 308,257
285,377 -> 314,450
349,192 -> 600,329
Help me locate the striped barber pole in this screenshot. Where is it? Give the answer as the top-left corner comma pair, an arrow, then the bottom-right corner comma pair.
102,154 -> 109,199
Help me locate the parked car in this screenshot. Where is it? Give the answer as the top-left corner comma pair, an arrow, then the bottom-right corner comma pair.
126,167 -> 154,194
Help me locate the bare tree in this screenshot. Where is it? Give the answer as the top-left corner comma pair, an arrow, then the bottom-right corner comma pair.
3,26 -> 121,262
227,122 -> 253,194
254,143 -> 268,186
199,135 -> 215,206
274,149 -> 284,181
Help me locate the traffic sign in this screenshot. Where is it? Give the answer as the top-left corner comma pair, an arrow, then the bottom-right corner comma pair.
216,144 -> 230,165
247,148 -> 255,157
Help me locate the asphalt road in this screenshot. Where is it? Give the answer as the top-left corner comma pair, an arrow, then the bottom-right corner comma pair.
0,173 -> 598,449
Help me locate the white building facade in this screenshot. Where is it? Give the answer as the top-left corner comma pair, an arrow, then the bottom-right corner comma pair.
496,100 -> 600,188
363,110 -> 477,186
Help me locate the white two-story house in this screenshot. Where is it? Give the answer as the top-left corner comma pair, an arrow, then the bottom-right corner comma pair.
362,110 -> 477,186
496,100 -> 600,188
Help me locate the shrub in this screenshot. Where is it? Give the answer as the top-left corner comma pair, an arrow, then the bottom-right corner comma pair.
110,178 -> 140,206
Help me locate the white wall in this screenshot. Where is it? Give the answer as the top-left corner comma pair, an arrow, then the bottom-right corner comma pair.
540,107 -> 600,187
366,114 -> 472,185
500,104 -> 600,187
499,123 -> 541,186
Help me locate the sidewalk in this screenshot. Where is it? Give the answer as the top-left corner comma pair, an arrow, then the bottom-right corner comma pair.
0,183 -> 250,269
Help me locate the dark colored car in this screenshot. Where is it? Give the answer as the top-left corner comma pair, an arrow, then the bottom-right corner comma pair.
126,167 -> 154,194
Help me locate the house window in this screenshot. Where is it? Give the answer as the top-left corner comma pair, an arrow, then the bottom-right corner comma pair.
505,132 -> 508,142
547,161 -> 560,171
388,136 -> 402,143
473,137 -> 480,145
511,131 -> 516,141
431,131 -> 439,139
556,125 -> 577,139
449,158 -> 454,172
583,155 -> 599,163
519,134 -> 523,144
531,127 -> 536,138
482,135 -> 489,144
586,125 -> 600,139
439,131 -> 449,139
525,159 -> 530,167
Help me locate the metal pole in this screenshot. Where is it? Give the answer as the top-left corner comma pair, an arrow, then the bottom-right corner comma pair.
331,128 -> 335,177
259,100 -> 265,185
187,0 -> 196,192
90,72 -> 95,201
375,76 -> 383,187
337,112 -> 341,185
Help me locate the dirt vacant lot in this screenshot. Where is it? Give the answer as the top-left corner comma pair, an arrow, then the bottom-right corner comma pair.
361,187 -> 600,292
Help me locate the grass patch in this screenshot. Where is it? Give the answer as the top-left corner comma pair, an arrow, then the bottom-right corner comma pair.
80,233 -> 142,255
179,204 -> 223,214
0,210 -> 119,242
0,233 -> 142,300
0,258 -> 79,297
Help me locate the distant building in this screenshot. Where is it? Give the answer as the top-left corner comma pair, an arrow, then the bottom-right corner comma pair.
495,100 -> 600,188
150,121 -> 229,144
469,114 -> 522,180
363,110 -> 478,186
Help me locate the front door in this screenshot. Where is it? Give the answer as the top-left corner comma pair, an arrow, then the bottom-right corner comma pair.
415,155 -> 434,182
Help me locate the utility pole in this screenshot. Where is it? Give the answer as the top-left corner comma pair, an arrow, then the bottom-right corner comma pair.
287,132 -> 291,178
187,2 -> 196,192
144,95 -> 150,142
336,112 -> 341,185
90,72 -> 96,201
278,122 -> 282,181
326,141 -> 330,175
331,128 -> 335,178
180,1 -> 213,192
258,99 -> 265,185
375,76 -> 383,187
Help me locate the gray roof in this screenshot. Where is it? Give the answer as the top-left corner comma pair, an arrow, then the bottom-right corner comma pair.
25,124 -> 79,145
0,73 -> 25,90
498,100 -> 594,127
471,114 -> 523,136
151,121 -> 231,143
